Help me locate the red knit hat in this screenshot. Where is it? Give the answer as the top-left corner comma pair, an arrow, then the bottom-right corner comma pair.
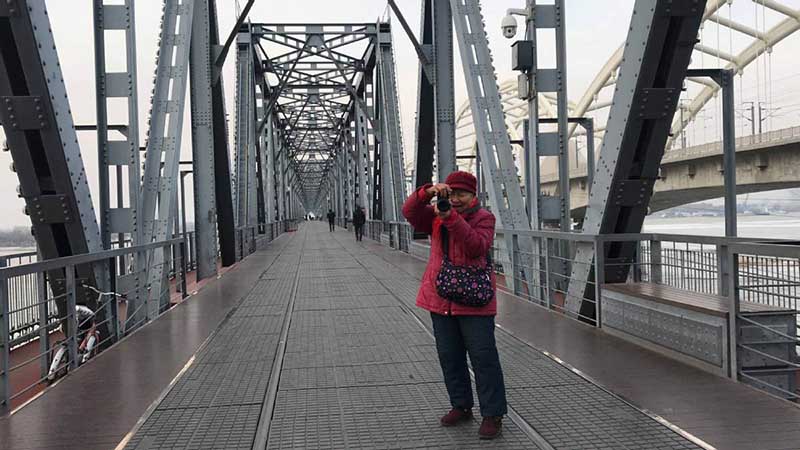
445,171 -> 477,194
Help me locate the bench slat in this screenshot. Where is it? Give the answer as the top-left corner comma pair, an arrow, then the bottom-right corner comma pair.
603,283 -> 793,317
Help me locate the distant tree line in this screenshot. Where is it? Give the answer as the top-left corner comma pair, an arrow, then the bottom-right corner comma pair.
0,227 -> 35,248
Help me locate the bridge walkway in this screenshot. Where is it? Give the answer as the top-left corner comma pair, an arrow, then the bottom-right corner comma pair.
1,222 -> 798,449
122,222 -> 703,450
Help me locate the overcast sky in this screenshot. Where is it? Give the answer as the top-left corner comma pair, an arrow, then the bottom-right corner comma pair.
0,0 -> 798,229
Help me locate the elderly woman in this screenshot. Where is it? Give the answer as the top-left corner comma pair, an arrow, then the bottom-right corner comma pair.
402,170 -> 506,440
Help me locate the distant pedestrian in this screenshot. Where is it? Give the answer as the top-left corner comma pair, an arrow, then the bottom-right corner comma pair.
402,171 -> 506,440
326,209 -> 336,232
352,205 -> 366,241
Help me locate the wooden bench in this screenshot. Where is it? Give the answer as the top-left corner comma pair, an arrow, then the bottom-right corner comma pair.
601,283 -> 796,386
603,283 -> 788,317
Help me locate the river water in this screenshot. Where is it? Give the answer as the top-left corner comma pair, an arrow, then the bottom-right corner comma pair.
643,215 -> 800,240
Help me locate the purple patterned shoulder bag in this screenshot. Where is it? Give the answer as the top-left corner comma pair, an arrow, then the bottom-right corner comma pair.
435,223 -> 494,307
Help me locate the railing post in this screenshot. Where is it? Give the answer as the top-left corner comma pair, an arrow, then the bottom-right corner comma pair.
65,265 -> 78,370
136,246 -> 148,326
179,240 -> 188,300
511,233 -> 522,296
717,244 -> 729,296
108,258 -> 120,343
650,240 -> 662,284
544,238 -> 552,309
37,271 -> 50,379
726,248 -> 740,380
0,273 -> 9,412
633,243 -> 642,282
594,238 -> 605,328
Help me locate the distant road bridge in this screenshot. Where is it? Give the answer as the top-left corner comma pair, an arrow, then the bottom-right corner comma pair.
541,126 -> 800,217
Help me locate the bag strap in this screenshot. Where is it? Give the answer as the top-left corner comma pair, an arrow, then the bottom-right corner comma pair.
439,214 -> 493,267
440,225 -> 450,259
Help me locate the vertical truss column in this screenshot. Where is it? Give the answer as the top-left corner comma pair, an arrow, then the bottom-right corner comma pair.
376,23 -> 407,222
344,129 -> 354,215
355,103 -> 371,216
209,0 -> 236,266
0,0 -> 103,322
346,133 -> 355,219
189,0 -> 219,279
254,119 -> 266,233
433,0 -> 456,179
528,0 -> 570,231
371,125 -> 383,220
288,165 -> 297,219
566,0 -> 706,319
139,0 -> 194,322
278,133 -> 287,220
93,0 -> 141,251
234,29 -> 257,257
413,0 -> 435,188
450,0 -> 536,283
263,117 -> 275,223
273,122 -> 283,222
255,86 -> 271,230
364,72 -> 376,219
336,150 -> 346,219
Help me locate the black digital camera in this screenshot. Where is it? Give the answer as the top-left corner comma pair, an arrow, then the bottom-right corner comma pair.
437,198 -> 451,212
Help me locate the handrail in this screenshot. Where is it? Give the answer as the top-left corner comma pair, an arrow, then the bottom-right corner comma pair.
0,238 -> 183,279
729,241 -> 800,259
0,250 -> 37,261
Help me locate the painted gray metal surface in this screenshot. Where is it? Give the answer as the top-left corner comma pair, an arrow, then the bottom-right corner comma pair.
376,25 -> 407,222
140,0 -> 195,320
189,0 -> 219,280
528,1 -> 570,230
0,0 -> 103,317
433,0 -> 456,180
413,0 -> 436,189
209,0 -> 238,268
92,0 -> 142,251
259,93 -> 276,223
601,289 -> 727,370
235,30 -> 257,256
355,103 -> 371,216
449,0 -> 536,290
566,0 -> 707,318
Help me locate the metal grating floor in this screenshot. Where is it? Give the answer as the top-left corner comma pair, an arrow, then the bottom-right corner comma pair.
125,223 -> 705,449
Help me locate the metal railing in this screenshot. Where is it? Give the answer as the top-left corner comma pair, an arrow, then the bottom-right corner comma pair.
496,229 -> 602,326
365,220 -> 382,241
0,220 -> 292,411
184,231 -> 198,271
728,241 -> 800,402
0,251 -> 49,344
0,238 -> 187,412
663,125 -> 800,163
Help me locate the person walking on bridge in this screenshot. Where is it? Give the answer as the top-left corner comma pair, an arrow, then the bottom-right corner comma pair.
402,170 -> 506,440
352,205 -> 366,242
327,209 -> 336,232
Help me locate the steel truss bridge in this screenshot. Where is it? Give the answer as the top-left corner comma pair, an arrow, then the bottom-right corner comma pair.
0,0 -> 800,449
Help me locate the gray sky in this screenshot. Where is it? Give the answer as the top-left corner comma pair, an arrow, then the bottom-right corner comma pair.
0,0 -> 798,229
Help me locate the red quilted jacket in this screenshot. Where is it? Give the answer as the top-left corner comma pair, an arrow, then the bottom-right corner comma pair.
402,185 -> 497,316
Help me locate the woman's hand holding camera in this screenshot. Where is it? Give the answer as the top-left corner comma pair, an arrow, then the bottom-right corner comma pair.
425,183 -> 451,198
426,183 -> 452,219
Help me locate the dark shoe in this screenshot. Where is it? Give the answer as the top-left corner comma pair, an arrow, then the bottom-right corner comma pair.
478,416 -> 502,439
440,408 -> 473,427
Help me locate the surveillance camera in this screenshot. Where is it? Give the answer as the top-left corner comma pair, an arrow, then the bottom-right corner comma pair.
501,14 -> 518,39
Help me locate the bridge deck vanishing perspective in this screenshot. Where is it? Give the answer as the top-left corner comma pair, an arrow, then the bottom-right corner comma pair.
2,222 -> 798,450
